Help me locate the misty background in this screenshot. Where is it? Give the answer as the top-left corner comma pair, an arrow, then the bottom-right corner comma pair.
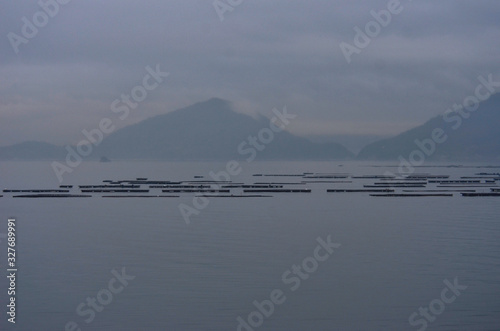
1,0 -> 500,148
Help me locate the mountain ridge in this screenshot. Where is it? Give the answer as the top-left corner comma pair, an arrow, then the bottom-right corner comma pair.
357,93 -> 500,161
94,98 -> 353,160
2,95 -> 498,162
0,98 -> 354,161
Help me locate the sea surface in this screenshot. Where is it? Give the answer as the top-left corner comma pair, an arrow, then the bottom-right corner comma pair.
0,161 -> 499,330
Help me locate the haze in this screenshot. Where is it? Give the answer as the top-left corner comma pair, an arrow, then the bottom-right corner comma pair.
1,0 -> 499,146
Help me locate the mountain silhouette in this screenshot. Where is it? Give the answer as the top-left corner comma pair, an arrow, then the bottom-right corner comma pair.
95,98 -> 353,160
358,93 -> 500,161
0,98 -> 353,161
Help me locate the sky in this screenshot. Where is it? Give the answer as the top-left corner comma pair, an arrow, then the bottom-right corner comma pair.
1,0 -> 499,146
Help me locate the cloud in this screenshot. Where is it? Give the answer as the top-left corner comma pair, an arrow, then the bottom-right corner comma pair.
1,0 -> 499,145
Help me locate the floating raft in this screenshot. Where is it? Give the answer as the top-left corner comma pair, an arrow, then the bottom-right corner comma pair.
308,173 -> 350,176
243,189 -> 311,193
196,195 -> 273,198
302,180 -> 352,183
162,189 -> 230,193
437,185 -> 498,188
374,182 -> 427,185
102,195 -> 179,198
352,175 -> 395,179
128,181 -> 181,185
221,185 -> 283,188
254,182 -> 305,185
116,180 -> 181,185
429,180 -> 480,184
403,189 -> 476,192
406,175 -> 449,179
364,185 -> 426,188
79,185 -> 140,188
13,194 -> 92,198
461,193 -> 500,197
370,194 -> 453,197
261,174 -> 304,177
382,178 -> 428,181
327,189 -> 394,193
303,175 -> 349,179
4,189 -> 70,193
182,180 -> 236,184
150,185 -> 211,188
81,189 -> 149,193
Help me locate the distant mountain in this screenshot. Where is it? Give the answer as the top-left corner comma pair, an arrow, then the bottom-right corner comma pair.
0,98 -> 353,161
0,141 -> 65,160
95,98 -> 353,160
358,93 -> 500,161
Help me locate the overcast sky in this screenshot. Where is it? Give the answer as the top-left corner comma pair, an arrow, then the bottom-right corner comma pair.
1,0 -> 499,146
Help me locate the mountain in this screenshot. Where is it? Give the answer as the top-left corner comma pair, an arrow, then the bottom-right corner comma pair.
4,95 -> 499,162
358,93 -> 500,161
94,98 -> 353,160
0,141 -> 66,160
0,98 -> 353,160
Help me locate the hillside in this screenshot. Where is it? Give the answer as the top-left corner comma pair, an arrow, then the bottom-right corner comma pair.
94,98 -> 353,160
358,93 -> 500,161
0,98 -> 353,161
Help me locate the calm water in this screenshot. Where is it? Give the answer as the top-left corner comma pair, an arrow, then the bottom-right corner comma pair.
0,161 -> 499,330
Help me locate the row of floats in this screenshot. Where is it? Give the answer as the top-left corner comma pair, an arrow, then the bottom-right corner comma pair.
2,172 -> 500,198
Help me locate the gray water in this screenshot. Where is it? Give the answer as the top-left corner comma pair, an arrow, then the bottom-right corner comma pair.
0,161 -> 499,330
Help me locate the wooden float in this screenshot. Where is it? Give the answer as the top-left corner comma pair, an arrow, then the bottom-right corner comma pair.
370,194 -> 453,197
